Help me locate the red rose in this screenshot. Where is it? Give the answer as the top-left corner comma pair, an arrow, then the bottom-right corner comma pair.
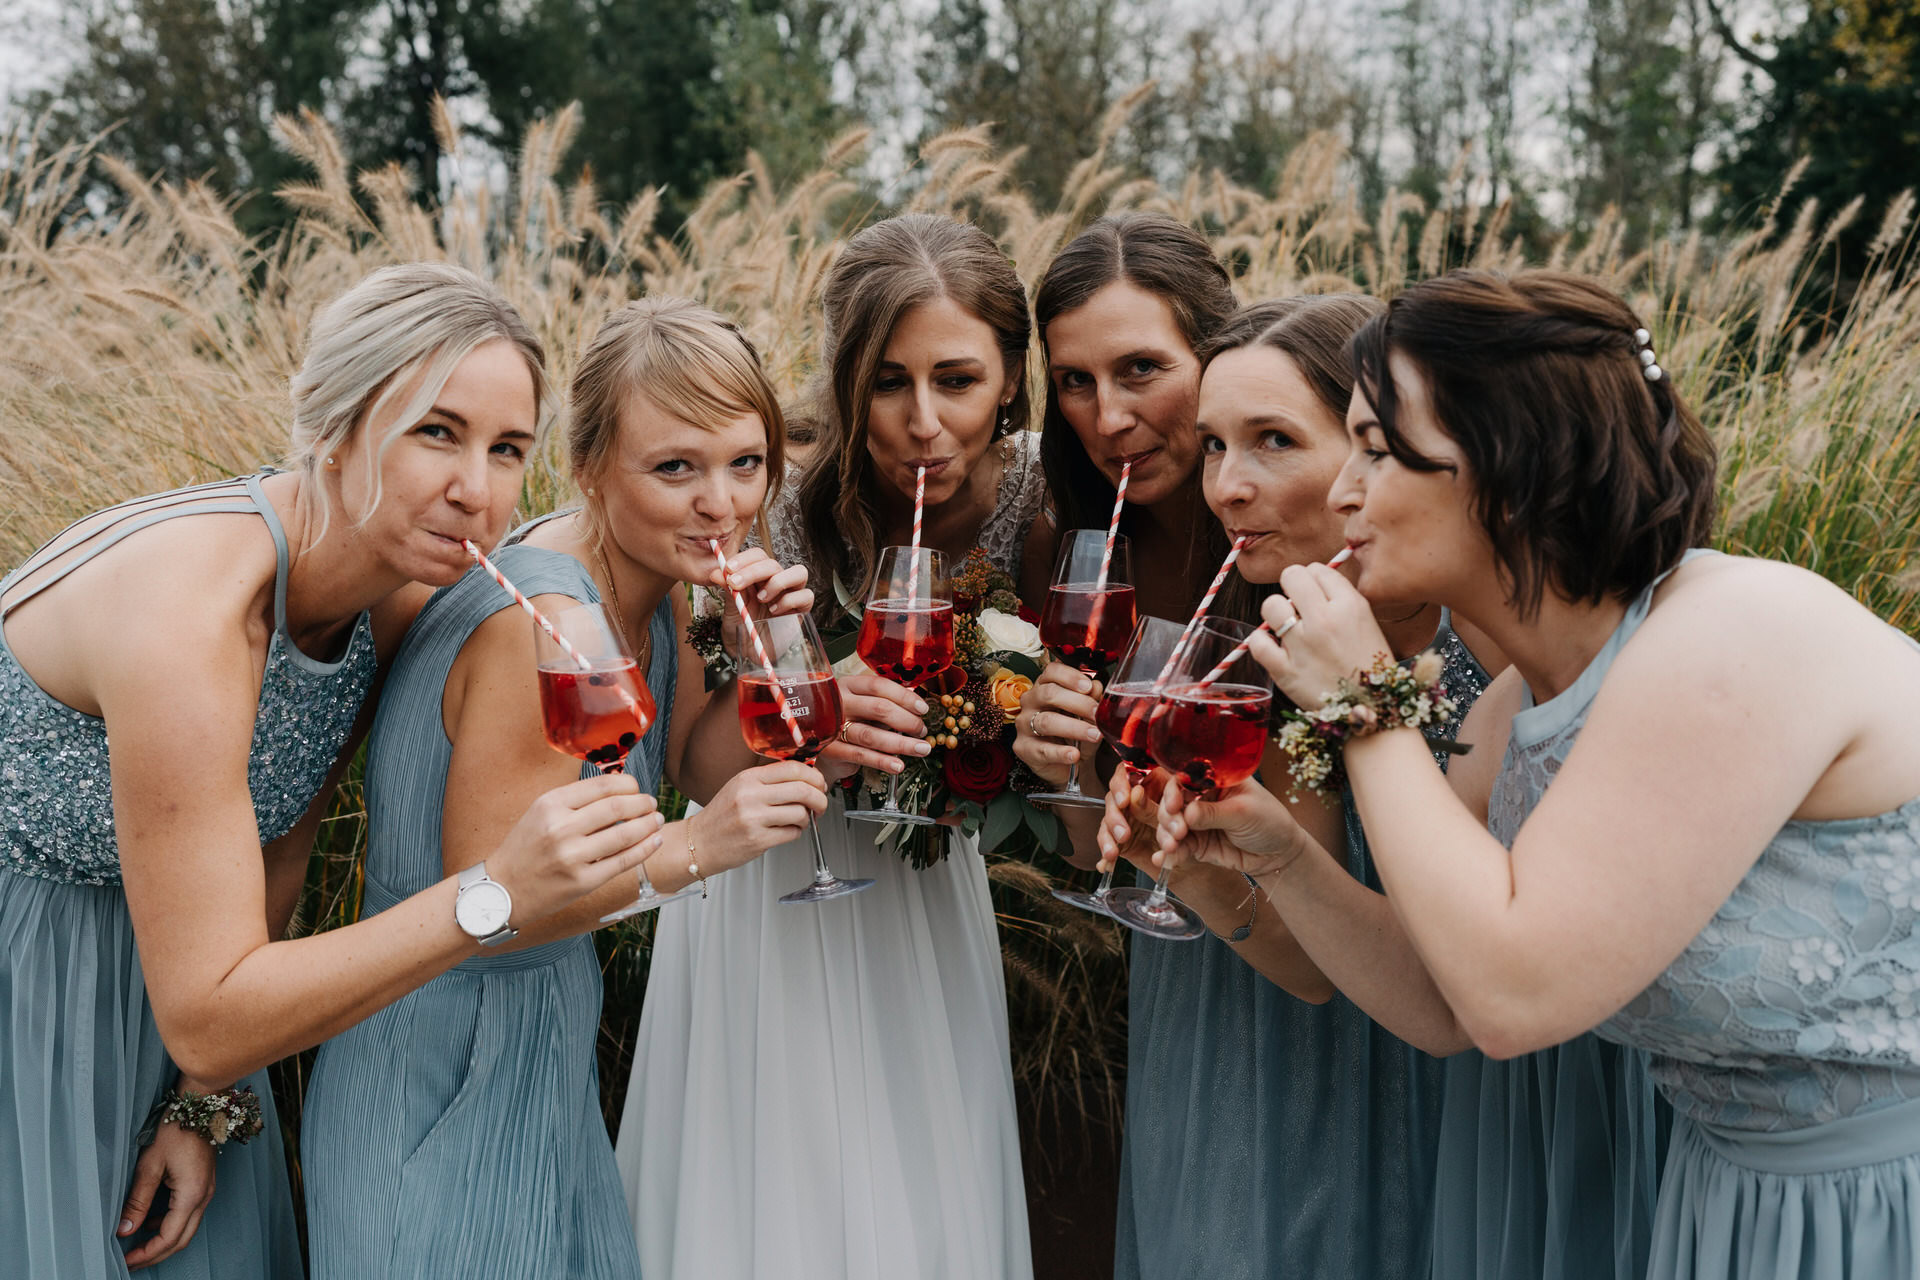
942,741 -> 1013,802
1017,604 -> 1039,626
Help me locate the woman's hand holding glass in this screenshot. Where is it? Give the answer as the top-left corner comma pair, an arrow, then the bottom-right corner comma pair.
1094,762 -> 1166,875
690,761 -> 831,870
1150,775 -> 1314,882
1010,661 -> 1104,789
817,670 -> 933,784
713,548 -> 815,651
483,773 -> 665,926
1251,564 -> 1394,707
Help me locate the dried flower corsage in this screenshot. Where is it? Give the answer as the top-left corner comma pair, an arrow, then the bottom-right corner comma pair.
149,1085 -> 266,1149
1273,650 -> 1466,799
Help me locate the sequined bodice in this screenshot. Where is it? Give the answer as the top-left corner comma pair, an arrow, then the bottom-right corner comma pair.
1486,551 -> 1920,1132
0,475 -> 376,887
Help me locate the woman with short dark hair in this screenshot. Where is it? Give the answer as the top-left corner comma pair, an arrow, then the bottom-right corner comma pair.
1160,268 -> 1920,1279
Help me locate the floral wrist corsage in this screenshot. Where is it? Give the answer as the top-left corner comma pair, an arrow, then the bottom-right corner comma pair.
146,1085 -> 266,1149
1273,650 -> 1466,799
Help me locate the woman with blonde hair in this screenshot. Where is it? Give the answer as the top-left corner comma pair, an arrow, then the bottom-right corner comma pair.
0,262 -> 660,1278
621,213 -> 1045,1280
302,296 -> 831,1277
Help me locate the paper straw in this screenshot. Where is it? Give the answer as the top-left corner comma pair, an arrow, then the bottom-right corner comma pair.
905,464 -> 927,604
463,539 -> 591,671
1187,546 -> 1342,690
711,541 -> 805,749
1153,535 -> 1250,688
1094,459 -> 1131,591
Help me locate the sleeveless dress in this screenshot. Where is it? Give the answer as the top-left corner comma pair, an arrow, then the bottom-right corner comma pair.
302,534 -> 674,1278
615,431 -> 1043,1280
1115,616 -> 1489,1280
0,472 -> 373,1280
1492,549 -> 1920,1280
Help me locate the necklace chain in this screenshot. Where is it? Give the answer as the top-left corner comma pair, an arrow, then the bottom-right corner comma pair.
593,537 -> 652,676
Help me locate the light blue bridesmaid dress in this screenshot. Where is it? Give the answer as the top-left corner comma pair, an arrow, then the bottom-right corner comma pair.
1115,617 -> 1488,1279
0,473 -> 374,1279
1490,549 -> 1920,1279
301,533 -> 672,1278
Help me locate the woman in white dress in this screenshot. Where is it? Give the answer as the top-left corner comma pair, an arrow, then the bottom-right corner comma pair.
618,213 -> 1049,1279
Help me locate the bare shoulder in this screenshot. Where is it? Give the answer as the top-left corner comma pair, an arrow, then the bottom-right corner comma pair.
1638,553 -> 1904,674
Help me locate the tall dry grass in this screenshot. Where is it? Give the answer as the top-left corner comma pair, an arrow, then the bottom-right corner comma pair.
2,92 -> 1916,1190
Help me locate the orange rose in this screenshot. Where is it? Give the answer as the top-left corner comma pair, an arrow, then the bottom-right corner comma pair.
989,669 -> 1032,714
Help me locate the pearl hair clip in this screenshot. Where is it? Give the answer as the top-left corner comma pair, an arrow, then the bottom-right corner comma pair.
1632,327 -> 1664,382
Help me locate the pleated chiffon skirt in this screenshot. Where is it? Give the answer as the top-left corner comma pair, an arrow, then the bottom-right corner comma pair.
1649,1095 -> 1920,1279
1429,1035 -> 1670,1280
617,800 -> 1032,1280
0,867 -> 301,1280
301,916 -> 639,1278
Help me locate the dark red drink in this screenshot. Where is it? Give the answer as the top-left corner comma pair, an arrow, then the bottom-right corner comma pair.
1096,682 -> 1160,778
856,601 -> 955,688
1040,584 -> 1137,674
1146,682 -> 1271,798
739,671 -> 844,762
539,661 -> 656,770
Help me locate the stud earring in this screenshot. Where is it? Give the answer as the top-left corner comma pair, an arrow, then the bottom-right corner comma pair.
324,456 -> 336,467
585,486 -> 595,496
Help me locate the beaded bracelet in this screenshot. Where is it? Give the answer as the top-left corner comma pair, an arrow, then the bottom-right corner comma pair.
1273,650 -> 1466,800
147,1085 -> 266,1149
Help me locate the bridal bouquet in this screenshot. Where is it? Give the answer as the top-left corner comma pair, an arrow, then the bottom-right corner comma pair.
829,548 -> 1067,867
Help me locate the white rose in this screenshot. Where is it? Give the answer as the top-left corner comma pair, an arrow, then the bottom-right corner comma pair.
833,649 -> 873,678
977,607 -> 1045,661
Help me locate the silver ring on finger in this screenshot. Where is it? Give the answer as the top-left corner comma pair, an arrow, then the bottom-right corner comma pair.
1273,614 -> 1302,642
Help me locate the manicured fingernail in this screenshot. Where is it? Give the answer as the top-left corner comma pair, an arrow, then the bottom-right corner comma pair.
120,1219 -> 134,1234
915,741 -> 932,756
1076,677 -> 1091,692
913,698 -> 929,714
887,759 -> 903,773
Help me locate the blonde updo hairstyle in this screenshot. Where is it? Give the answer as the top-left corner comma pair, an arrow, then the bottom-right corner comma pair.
567,296 -> 789,548
289,262 -> 549,526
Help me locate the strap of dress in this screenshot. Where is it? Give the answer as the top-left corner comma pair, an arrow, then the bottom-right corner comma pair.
241,471 -> 296,637
1,474 -> 261,620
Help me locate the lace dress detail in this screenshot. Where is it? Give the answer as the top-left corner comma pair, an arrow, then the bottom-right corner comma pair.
1487,550 -> 1920,1134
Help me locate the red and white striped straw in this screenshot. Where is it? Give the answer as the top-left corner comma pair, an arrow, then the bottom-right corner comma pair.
905,464 -> 927,603
463,539 -> 591,671
1094,458 -> 1132,591
711,540 -> 805,749
1327,544 -> 1355,569
1154,535 -> 1250,687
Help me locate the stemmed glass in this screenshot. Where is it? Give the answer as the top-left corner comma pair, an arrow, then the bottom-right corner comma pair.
735,611 -> 877,904
1104,617 -> 1273,940
1051,615 -> 1189,917
1032,530 -> 1138,808
845,546 -> 953,828
534,601 -> 698,920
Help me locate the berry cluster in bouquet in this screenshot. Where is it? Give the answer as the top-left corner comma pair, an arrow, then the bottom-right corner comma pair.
827,548 -> 1067,868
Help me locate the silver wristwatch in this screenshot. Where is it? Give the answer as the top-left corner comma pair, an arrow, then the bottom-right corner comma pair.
455,861 -> 518,946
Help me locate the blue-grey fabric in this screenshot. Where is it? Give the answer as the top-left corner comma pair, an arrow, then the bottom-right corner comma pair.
1114,618 -> 1488,1279
302,542 -> 672,1278
0,474 -> 373,1279
1489,548 -> 1920,1278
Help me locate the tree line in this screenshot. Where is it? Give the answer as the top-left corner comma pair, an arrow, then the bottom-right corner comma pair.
9,0 -> 1917,267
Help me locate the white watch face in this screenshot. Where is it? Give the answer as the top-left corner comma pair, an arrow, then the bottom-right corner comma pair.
456,880 -> 512,937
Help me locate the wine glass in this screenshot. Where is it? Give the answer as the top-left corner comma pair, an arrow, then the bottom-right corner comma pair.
1031,529 -> 1137,808
844,546 -> 953,828
735,611 -> 876,904
1104,616 -> 1273,940
1050,614 -> 1189,918
534,601 -> 697,920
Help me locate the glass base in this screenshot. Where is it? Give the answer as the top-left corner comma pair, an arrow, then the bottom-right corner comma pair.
779,876 -> 877,905
1030,788 -> 1108,810
843,806 -> 940,827
1102,886 -> 1207,940
600,884 -> 703,922
1050,886 -> 1115,918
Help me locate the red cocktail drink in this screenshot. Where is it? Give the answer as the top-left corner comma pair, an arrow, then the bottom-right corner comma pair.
1147,682 -> 1271,798
856,601 -> 955,688
1040,584 -> 1137,674
538,661 -> 656,770
738,671 -> 844,762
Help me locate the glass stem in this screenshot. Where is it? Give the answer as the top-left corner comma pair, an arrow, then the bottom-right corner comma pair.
883,769 -> 905,812
1092,867 -> 1115,899
805,818 -> 834,885
600,758 -> 658,899
1144,864 -> 1174,910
